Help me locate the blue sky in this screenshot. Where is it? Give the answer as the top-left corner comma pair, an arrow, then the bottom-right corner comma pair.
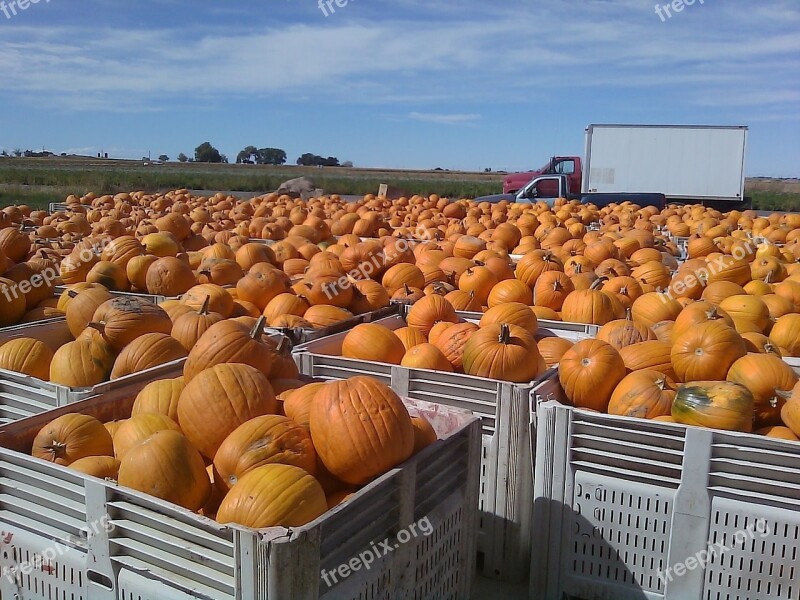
0,0 -> 798,176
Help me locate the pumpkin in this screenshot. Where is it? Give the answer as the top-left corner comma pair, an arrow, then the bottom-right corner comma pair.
177,363 -> 278,459
303,305 -> 354,328
779,383 -> 800,437
341,323 -> 406,364
480,302 -> 538,335
183,317 -> 275,382
383,263 -> 426,296
630,292 -> 683,328
558,339 -> 626,411
616,340 -> 674,379
160,299 -> 195,323
672,301 -> 734,339
428,321 -> 455,347
0,338 -> 54,380
401,343 -> 453,372
309,377 -> 415,485
213,415 -> 316,490
126,255 -> 159,292
718,295 -> 771,334
145,257 -> 197,296
110,333 -> 187,380
596,312 -> 656,350
283,382 -> 327,429
183,283 -> 235,318
411,415 -> 438,454
701,281 -> 746,306
86,261 -> 129,291
69,455 -> 121,479
670,321 -> 746,382
533,271 -> 574,312
458,266 -> 498,306
726,354 -> 798,427
131,377 -> 184,421
607,370 -> 676,419
65,287 -> 113,338
118,430 -> 211,511
216,464 -> 328,528
432,322 -> 479,371
406,295 -> 458,336
770,314 -> 800,356
49,339 -> 115,387
462,323 -> 545,382
755,426 -> 799,442
560,279 -> 616,326
32,413 -> 114,466
263,293 -> 309,325
651,320 -> 675,344
487,279 -> 533,307
444,289 -> 481,312
394,326 -> 427,351
537,337 -> 574,367
112,413 -> 181,458
89,296 -> 173,352
671,381 -> 754,432
171,296 -> 225,351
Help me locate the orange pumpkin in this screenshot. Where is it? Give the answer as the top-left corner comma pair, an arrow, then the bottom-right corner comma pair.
216,464 -> 328,528
32,413 -> 114,466
282,382 -> 327,429
607,370 -> 676,419
112,413 -> 181,458
309,377 -> 415,485
537,336 -> 574,367
213,415 -> 317,490
177,362 -> 278,460
670,321 -> 746,382
110,333 -> 187,380
341,323 -> 406,364
727,353 -> 798,427
480,302 -> 538,335
0,338 -> 54,380
462,323 -> 545,382
559,339 -> 626,411
118,430 -> 210,511
432,321 -> 479,371
411,415 -> 438,454
131,377 -> 184,421
406,295 -> 458,336
401,343 -> 453,372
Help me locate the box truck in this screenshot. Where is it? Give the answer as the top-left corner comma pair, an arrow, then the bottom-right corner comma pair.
499,124 -> 749,208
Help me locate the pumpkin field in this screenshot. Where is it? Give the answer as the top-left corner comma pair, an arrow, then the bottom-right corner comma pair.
1,189 -> 800,599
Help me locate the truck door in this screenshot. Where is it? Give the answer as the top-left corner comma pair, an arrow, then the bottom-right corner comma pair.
552,159 -> 578,194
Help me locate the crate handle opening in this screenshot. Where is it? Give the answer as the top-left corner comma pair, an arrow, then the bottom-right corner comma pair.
87,570 -> 114,591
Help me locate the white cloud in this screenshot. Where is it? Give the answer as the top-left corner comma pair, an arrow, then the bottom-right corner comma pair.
407,112 -> 481,125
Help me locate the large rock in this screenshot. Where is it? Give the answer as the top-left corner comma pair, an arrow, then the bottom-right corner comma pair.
276,177 -> 322,200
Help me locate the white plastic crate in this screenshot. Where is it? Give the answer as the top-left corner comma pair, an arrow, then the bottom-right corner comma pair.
0,319 -> 184,424
0,391 -> 480,600
53,286 -> 177,304
293,314 -> 559,582
530,373 -> 800,600
48,202 -> 71,213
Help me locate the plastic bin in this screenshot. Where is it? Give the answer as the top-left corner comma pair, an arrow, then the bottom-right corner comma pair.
0,391 -> 481,600
53,286 -> 177,304
293,314 -> 560,582
530,373 -> 800,600
0,319 -> 184,424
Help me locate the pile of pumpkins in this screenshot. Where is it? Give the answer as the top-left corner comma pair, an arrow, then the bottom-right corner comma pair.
30,374 -> 438,526
331,298 -> 563,383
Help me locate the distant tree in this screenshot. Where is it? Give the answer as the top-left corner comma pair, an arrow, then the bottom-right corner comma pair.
188,158 -> 195,162
342,160 -> 353,168
237,145 -> 258,164
158,154 -> 169,162
220,154 -> 229,164
256,148 -> 287,165
296,153 -> 340,167
194,142 -> 223,163
12,149 -> 21,157
177,153 -> 188,163
0,150 -> 7,157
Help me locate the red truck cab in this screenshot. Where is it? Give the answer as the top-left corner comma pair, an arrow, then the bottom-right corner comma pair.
503,156 -> 582,195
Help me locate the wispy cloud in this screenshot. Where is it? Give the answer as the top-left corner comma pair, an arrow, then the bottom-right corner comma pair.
407,112 -> 481,125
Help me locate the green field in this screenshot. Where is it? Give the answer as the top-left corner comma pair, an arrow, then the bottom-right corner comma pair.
0,158 -> 798,212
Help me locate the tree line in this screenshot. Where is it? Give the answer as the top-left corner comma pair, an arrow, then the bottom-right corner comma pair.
181,142 -> 349,167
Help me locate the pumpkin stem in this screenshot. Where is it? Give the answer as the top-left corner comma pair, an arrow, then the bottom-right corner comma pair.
250,315 -> 267,340
764,342 -> 780,356
764,271 -> 773,284
775,389 -> 794,401
276,336 -> 291,356
705,307 -> 721,320
590,277 -> 608,291
87,322 -> 106,334
68,289 -> 79,299
655,377 -> 667,391
573,262 -> 583,274
199,295 -> 211,315
624,307 -> 633,321
403,284 -> 411,296
473,260 -> 485,267
498,323 -> 511,344
43,441 -> 68,461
